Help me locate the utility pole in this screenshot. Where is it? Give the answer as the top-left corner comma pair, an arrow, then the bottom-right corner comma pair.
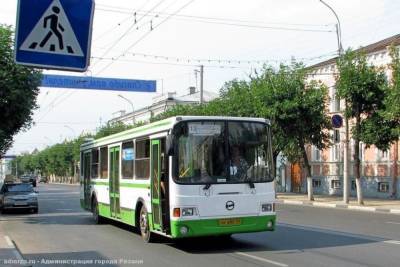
199,65 -> 204,104
320,0 -> 349,204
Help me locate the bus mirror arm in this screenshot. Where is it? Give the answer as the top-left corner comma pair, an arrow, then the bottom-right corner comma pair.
167,135 -> 174,156
203,183 -> 211,190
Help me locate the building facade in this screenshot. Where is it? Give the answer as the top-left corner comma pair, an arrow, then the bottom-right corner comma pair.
109,87 -> 218,125
278,34 -> 400,198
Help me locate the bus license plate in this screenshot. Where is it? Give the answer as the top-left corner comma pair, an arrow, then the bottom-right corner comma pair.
219,218 -> 241,226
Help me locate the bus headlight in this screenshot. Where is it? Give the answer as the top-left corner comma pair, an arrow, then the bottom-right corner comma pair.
261,203 -> 274,212
182,207 -> 197,217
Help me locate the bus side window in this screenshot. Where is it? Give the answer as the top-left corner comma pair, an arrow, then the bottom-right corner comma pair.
135,139 -> 150,179
100,147 -> 108,179
91,149 -> 99,179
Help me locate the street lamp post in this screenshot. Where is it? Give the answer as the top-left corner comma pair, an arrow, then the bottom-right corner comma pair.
118,94 -> 135,124
319,0 -> 349,204
64,125 -> 76,140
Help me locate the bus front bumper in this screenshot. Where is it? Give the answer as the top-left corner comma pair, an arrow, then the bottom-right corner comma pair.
170,214 -> 276,238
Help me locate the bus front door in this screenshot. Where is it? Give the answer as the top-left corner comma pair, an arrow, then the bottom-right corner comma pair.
150,139 -> 162,231
109,146 -> 121,219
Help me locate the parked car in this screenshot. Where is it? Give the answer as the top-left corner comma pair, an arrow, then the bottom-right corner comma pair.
0,183 -> 38,213
39,176 -> 48,183
19,174 -> 37,187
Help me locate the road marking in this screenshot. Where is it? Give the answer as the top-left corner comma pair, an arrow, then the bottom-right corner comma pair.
347,205 -> 376,212
390,209 -> 400,214
280,223 -> 400,247
278,223 -> 383,242
383,240 -> 400,245
312,202 -> 337,208
235,252 -> 288,267
386,221 -> 400,225
283,200 -> 304,205
4,235 -> 14,247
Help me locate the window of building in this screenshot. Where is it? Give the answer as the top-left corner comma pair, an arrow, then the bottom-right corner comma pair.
331,144 -> 340,162
313,179 -> 321,188
91,149 -> 99,178
331,179 -> 341,189
100,147 -> 108,179
135,139 -> 150,179
122,141 -> 134,179
313,146 -> 321,162
377,149 -> 389,161
330,87 -> 341,112
378,182 -> 389,193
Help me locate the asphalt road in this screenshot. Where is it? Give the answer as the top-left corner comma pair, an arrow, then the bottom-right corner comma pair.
1,184 -> 400,267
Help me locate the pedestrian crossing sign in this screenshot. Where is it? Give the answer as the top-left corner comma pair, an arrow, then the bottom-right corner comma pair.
14,0 -> 95,72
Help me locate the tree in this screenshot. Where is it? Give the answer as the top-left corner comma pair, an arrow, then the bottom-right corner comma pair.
336,49 -> 390,205
0,25 -> 42,156
252,63 -> 331,200
383,45 -> 400,198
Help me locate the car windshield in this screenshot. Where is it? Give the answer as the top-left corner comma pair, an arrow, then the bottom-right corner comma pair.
174,120 -> 274,184
4,184 -> 34,193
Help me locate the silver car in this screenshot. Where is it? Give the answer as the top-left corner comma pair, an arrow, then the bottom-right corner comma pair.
0,183 -> 38,213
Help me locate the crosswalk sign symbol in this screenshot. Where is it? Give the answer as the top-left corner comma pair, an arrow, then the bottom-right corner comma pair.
14,0 -> 94,72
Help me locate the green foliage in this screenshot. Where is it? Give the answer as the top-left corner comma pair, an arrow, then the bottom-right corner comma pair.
337,49 -> 396,149
383,45 -> 400,137
13,121 -> 147,177
0,25 -> 42,156
252,63 -> 331,163
153,62 -> 331,176
95,121 -> 134,139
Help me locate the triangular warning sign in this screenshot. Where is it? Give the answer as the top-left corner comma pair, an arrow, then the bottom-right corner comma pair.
20,0 -> 84,57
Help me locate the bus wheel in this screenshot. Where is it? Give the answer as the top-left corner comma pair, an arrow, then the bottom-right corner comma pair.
92,198 -> 104,224
139,205 -> 155,243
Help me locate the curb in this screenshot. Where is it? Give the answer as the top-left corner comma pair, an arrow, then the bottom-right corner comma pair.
277,199 -> 400,215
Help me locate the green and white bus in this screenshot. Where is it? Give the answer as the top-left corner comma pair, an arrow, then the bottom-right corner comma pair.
80,116 -> 276,242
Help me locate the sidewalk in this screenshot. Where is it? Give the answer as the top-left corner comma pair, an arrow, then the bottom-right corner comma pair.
277,193 -> 400,214
0,224 -> 29,266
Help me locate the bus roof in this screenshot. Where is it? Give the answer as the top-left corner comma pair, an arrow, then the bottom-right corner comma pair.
80,116 -> 270,151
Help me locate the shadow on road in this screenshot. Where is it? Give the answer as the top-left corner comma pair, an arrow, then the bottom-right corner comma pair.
168,225 -> 381,254
21,251 -> 119,267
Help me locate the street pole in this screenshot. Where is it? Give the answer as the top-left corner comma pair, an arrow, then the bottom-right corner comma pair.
319,0 -> 349,203
118,94 -> 135,124
64,125 -> 76,140
199,65 -> 204,104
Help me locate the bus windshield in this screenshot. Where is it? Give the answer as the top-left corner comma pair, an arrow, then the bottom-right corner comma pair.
174,120 -> 274,184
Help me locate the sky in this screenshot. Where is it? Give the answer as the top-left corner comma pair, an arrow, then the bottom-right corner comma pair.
2,0 -> 399,155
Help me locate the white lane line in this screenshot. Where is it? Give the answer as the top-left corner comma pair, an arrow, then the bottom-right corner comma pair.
386,221 -> 400,225
4,235 -> 14,247
235,252 -> 288,267
383,240 -> 400,245
280,223 -> 400,247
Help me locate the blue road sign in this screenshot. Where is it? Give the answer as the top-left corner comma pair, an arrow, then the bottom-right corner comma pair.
332,114 -> 343,128
41,75 -> 157,92
14,0 -> 94,72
